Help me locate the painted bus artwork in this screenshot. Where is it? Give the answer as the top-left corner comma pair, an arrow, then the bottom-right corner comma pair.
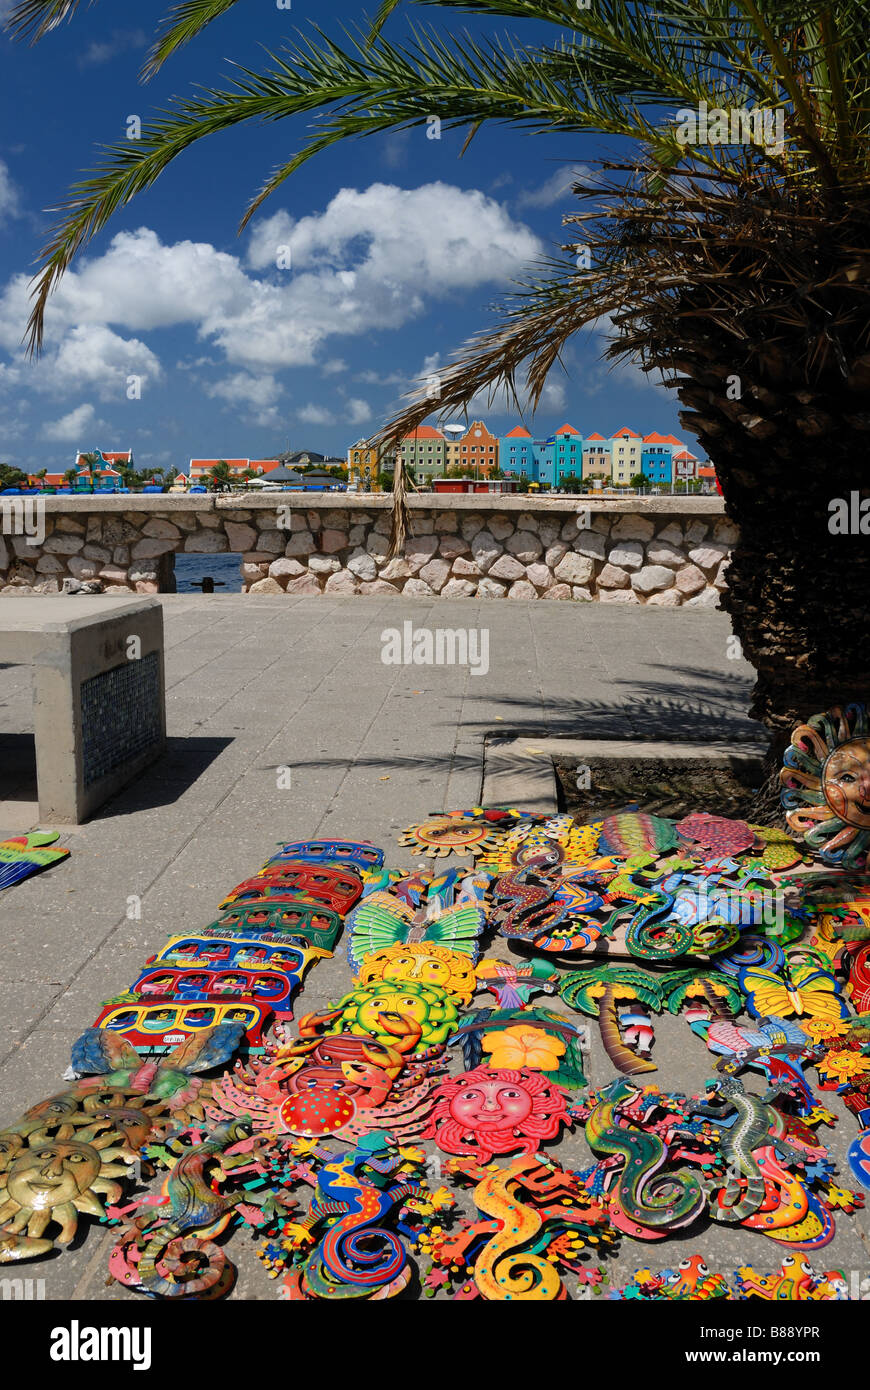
92,998 -> 273,1053
218,863 -> 365,915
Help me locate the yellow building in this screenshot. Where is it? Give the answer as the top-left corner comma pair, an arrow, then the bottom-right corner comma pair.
347,442 -> 383,491
610,426 -> 643,486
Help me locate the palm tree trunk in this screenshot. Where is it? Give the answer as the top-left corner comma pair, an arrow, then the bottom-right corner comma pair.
598,986 -> 657,1076
677,367 -> 870,804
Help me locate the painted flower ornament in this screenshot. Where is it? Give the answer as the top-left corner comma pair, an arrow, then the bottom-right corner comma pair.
481,1024 -> 566,1072
423,1067 -> 570,1162
780,703 -> 870,867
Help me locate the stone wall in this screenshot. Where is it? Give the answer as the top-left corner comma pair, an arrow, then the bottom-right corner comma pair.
0,495 -> 735,606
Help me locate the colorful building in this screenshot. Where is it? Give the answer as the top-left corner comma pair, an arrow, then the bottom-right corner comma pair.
28,448 -> 133,491
641,432 -> 684,485
397,427 -> 447,481
582,433 -> 611,484
610,427 -> 643,485
499,426 -> 538,480
347,442 -> 383,490
445,420 -> 499,476
673,448 -> 700,481
188,458 -> 271,483
551,425 -> 583,485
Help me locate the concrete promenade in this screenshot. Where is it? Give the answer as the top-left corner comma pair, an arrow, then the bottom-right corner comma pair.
4,595 -> 861,1300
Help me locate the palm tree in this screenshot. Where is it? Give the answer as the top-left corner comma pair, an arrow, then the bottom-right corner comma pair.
9,0 -> 870,750
660,969 -> 743,1021
559,964 -> 662,1075
208,460 -> 232,492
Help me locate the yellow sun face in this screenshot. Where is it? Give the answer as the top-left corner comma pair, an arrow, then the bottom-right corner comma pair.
355,944 -> 476,1005
780,704 -> 870,867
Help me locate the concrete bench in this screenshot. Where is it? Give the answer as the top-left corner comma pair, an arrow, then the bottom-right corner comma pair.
0,596 -> 166,822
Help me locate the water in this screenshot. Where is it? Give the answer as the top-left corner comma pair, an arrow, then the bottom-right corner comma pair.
174,552 -> 244,594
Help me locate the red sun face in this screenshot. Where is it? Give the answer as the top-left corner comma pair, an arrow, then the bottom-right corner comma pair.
449,1080 -> 533,1130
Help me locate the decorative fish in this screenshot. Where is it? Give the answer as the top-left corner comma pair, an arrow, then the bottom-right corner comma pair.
0,832 -> 70,891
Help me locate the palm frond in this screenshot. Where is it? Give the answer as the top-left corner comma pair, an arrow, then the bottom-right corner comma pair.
5,0 -> 90,42
141,0 -> 244,80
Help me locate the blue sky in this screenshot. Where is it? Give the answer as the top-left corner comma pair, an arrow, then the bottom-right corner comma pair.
0,0 -> 690,474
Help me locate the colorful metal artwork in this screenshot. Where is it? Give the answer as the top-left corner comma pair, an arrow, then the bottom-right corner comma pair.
354,943 -> 477,1005
474,956 -> 560,1008
210,903 -> 344,952
11,739 -> 870,1301
423,1066 -> 571,1161
266,840 -> 384,872
330,979 -> 459,1050
0,832 -> 70,892
218,863 -> 363,915
420,1154 -> 614,1300
781,702 -> 870,868
738,956 -> 850,1025
399,807 -> 527,859
91,998 -> 273,1054
345,867 -> 488,972
451,1007 -> 587,1089
675,812 -> 754,861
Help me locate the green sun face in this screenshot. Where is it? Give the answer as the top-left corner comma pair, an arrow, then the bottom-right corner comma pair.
780,704 -> 870,868
331,980 -> 459,1048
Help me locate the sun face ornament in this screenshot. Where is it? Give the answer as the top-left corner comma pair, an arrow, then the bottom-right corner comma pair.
423,1066 -> 571,1162
330,980 -> 459,1051
354,943 -> 477,1006
780,703 -> 870,868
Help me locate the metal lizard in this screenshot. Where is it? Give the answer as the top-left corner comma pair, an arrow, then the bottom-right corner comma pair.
112,1119 -> 255,1298
282,1134 -> 421,1300
687,1076 -> 808,1224
584,1079 -> 706,1235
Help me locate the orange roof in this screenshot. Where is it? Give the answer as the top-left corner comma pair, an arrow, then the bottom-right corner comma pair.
584,432 -> 606,442
643,432 -> 673,444
555,423 -> 580,435
673,450 -> 698,461
187,464 -> 247,475
698,466 -> 716,477
403,427 -> 445,440
505,426 -> 533,439
611,426 -> 641,438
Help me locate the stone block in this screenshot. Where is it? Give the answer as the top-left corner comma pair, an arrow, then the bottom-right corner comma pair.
506,529 -> 543,562
674,564 -> 706,596
142,519 -> 182,539
324,570 -> 359,594
269,557 -> 306,580
402,578 -> 435,597
542,583 -> 572,600
611,514 -> 655,542
631,564 -> 675,594
608,541 -> 644,571
526,563 -> 553,589
597,563 -> 630,589
489,554 -> 526,582
476,578 -> 506,598
249,577 -> 285,594
419,558 -> 451,591
347,549 -> 378,581
184,531 -> 228,553
554,552 -> 594,585
308,553 -> 341,575
224,522 -> 257,552
43,534 -> 84,554
441,578 -> 476,598
508,580 -> 538,600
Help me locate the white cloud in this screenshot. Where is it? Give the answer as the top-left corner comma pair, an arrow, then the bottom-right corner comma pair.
78,29 -> 148,67
346,398 -> 372,426
40,402 -> 105,442
0,160 -> 22,226
515,165 -> 590,210
297,403 -> 335,426
205,371 -> 283,428
321,358 -> 347,376
48,324 -> 161,398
